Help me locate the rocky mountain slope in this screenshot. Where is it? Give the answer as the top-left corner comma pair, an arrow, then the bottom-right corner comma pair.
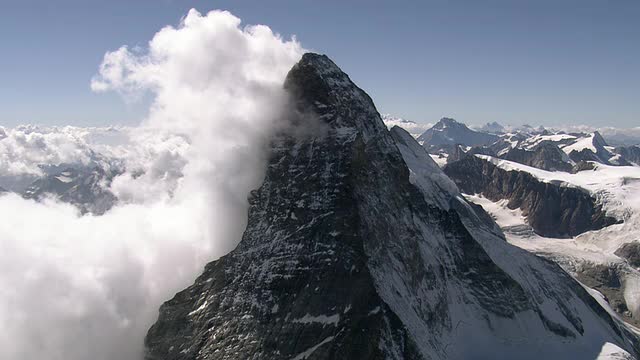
563,132 -> 623,165
443,155 -> 618,237
144,54 -> 639,360
417,117 -> 498,153
21,165 -> 118,214
501,141 -> 574,172
616,146 -> 640,166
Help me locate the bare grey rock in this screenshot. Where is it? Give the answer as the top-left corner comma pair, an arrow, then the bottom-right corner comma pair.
615,242 -> 640,268
443,155 -> 619,237
502,141 -> 573,172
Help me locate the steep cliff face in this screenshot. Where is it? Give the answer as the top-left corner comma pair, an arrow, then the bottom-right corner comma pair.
145,54 -> 638,360
502,142 -> 573,172
445,144 -> 496,164
616,146 -> 640,166
443,155 -> 618,238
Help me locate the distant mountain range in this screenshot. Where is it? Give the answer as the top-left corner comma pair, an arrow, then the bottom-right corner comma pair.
382,115 -> 640,332
386,116 -> 640,169
384,117 -> 640,147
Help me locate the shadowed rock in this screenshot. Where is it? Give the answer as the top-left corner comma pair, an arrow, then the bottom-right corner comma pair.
444,155 -> 619,237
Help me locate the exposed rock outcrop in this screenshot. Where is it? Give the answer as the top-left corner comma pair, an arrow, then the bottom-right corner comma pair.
445,144 -> 496,164
572,160 -> 597,173
565,132 -> 624,165
574,264 -> 632,322
615,242 -> 640,268
417,117 -> 498,153
616,146 -> 640,166
444,155 -> 618,237
502,142 -> 573,172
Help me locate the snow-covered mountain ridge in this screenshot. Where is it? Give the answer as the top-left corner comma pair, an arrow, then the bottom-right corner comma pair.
383,115 -> 640,170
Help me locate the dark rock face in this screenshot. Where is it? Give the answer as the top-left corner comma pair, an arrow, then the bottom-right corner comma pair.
615,242 -> 640,268
444,155 -> 618,237
145,54 -> 638,360
502,142 -> 573,172
572,160 -> 596,173
566,132 -> 620,165
22,166 -> 118,214
573,263 -> 639,326
616,146 -> 640,165
446,144 -> 496,164
568,148 -> 606,164
417,117 -> 498,153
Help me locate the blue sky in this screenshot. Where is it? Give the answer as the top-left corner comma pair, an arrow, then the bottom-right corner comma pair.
0,0 -> 638,127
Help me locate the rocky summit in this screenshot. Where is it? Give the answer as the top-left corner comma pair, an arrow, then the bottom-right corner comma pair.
417,117 -> 499,154
144,54 -> 639,360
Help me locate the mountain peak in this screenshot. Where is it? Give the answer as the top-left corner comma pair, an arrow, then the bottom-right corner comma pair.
418,117 -> 499,149
481,121 -> 506,134
284,52 -> 386,138
593,131 -> 608,147
283,53 -> 339,110
436,117 -> 461,127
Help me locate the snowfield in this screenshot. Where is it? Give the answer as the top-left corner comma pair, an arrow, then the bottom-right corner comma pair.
522,133 -> 578,150
562,133 -> 600,154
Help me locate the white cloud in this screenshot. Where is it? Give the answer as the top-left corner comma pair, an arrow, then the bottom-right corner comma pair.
0,9 -> 304,360
381,114 -> 432,138
0,125 -> 101,177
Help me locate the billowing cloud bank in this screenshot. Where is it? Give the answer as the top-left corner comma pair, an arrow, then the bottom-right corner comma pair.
0,9 -> 303,360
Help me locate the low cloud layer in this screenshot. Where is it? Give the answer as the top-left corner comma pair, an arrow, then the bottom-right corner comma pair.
0,125 -> 121,176
381,114 -> 432,138
0,9 -> 303,360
